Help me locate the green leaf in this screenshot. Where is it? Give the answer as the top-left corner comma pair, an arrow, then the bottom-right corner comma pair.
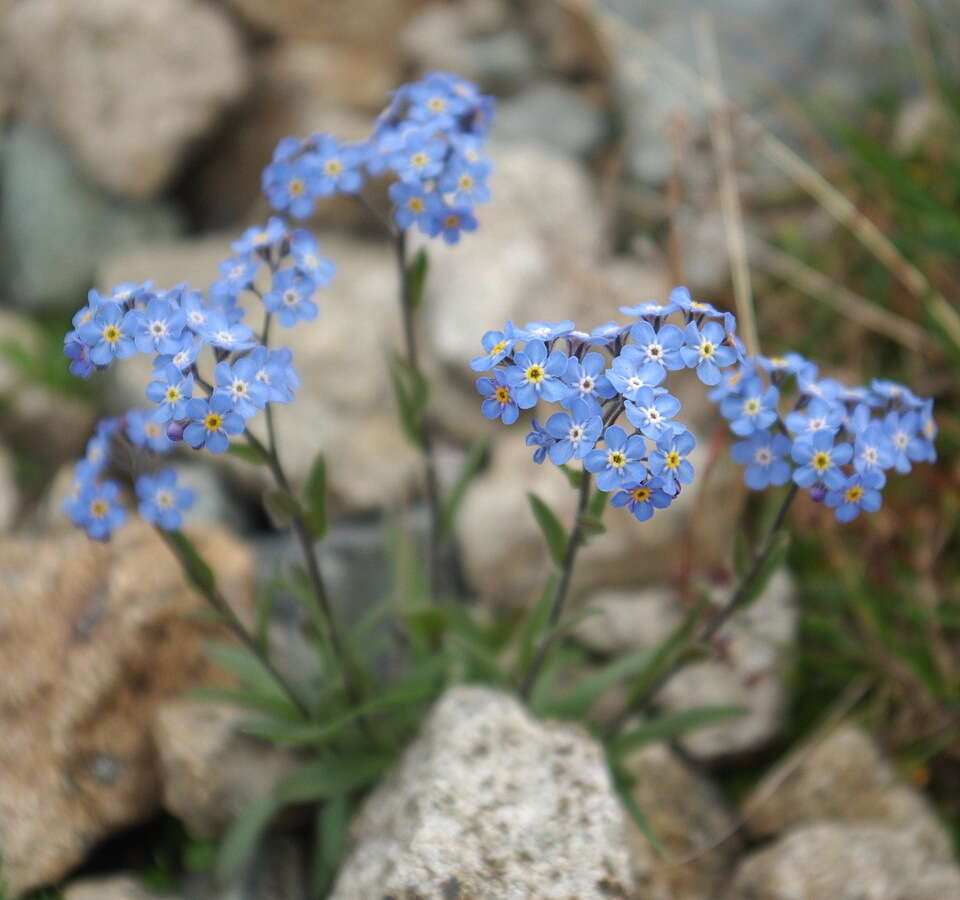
216,793 -> 279,883
204,643 -> 305,718
304,453 -> 328,539
387,354 -> 429,450
190,686 -> 304,721
537,648 -> 658,720
558,464 -> 584,489
166,530 -> 216,594
263,489 -> 306,527
612,706 -> 748,756
609,761 -> 667,858
440,440 -> 490,537
515,574 -> 558,676
275,753 -> 392,805
588,487 -> 609,519
528,492 -> 568,568
738,532 -> 790,610
228,442 -> 268,465
312,794 -> 351,897
405,247 -> 429,310
578,513 -> 606,542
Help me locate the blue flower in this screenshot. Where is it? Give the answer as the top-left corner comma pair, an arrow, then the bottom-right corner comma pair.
247,346 -> 300,404
438,160 -> 491,206
435,206 -> 478,244
126,408 -> 174,454
181,291 -> 215,335
670,286 -> 724,320
183,395 -> 245,454
852,421 -> 893,487
754,352 -> 810,378
212,358 -> 270,420
586,321 -> 629,346
232,218 -> 288,257
883,410 -> 926,474
70,479 -> 126,541
731,430 -> 793,490
212,256 -> 260,302
584,425 -> 648,492
521,320 -> 575,342
525,419 -> 556,464
64,335 -> 94,378
624,387 -> 682,439
543,398 -> 603,464
562,352 -> 616,406
505,340 -> 568,408
825,474 -> 882,522
78,304 -> 138,366
389,181 -> 444,234
791,430 -> 852,489
146,364 -> 194,422
720,377 -> 780,436
391,134 -> 448,184
84,420 -> 119,473
784,397 -> 844,438
290,230 -> 337,287
264,269 -> 319,327
915,400 -> 938,464
136,468 -> 195,531
61,460 -> 99,521
610,477 -> 674,521
476,369 -> 520,425
308,134 -> 365,195
871,378 -> 918,406
680,321 -> 736,385
407,74 -> 471,129
648,428 -> 696,495
262,157 -> 321,219
628,321 -> 684,371
129,296 -> 187,355
619,299 -> 680,319
200,311 -> 257,352
606,346 -> 666,400
470,324 -> 520,372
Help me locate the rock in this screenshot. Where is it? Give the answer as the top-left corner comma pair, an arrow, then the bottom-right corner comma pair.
0,124 -> 180,311
6,0 -> 248,199
494,81 -> 607,158
331,685 -> 635,898
727,823 -> 960,900
0,522 -> 255,897
98,232 -> 422,514
221,0 -> 428,44
0,444 -> 18,534
742,725 -> 953,856
575,571 -> 797,760
625,743 -> 740,899
63,876 -> 180,900
153,700 -> 299,839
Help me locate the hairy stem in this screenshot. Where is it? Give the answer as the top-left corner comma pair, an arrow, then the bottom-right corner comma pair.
158,528 -> 313,719
393,230 -> 445,602
605,482 -> 800,737
519,471 -> 594,701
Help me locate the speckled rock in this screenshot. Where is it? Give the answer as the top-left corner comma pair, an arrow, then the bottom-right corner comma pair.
626,743 -> 741,899
0,522 -> 255,897
6,0 -> 247,199
727,823 -> 960,900
331,685 -> 635,899
153,699 -> 299,838
742,725 -> 953,857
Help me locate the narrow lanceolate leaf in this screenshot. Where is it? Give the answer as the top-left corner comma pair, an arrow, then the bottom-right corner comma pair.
203,643 -> 302,713
216,793 -> 279,882
528,492 -> 568,568
304,452 -> 328,539
263,489 -> 306,527
274,753 -> 393,805
228,442 -> 268,465
388,354 -> 429,450
167,530 -> 216,594
405,247 -> 429,310
612,706 -> 748,757
440,439 -> 490,537
515,573 -> 559,676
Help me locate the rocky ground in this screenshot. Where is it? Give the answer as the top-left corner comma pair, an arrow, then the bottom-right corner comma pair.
0,0 -> 957,898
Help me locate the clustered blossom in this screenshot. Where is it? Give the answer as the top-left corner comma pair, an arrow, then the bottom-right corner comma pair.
710,355 -> 937,521
472,287 -> 743,522
261,71 -> 494,244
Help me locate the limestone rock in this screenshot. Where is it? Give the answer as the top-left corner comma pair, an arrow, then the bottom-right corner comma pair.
742,725 -> 953,857
626,744 -> 740,899
727,823 -> 960,900
98,232 -> 421,513
0,124 -> 180,311
153,700 -> 299,839
63,876 -> 179,900
576,571 -> 797,760
0,522 -> 255,896
7,0 -> 248,199
331,685 -> 635,899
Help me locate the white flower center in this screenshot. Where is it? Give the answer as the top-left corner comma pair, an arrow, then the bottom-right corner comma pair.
215,331 -> 233,345
863,446 -> 878,466
646,343 -> 663,360
894,431 -> 908,449
755,447 -> 773,465
579,376 -> 595,393
568,425 -> 584,442
808,417 -> 827,432
156,490 -> 175,509
150,321 -> 166,336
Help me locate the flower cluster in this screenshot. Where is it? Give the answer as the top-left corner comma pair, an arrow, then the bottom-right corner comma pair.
262,71 -> 494,243
710,354 -> 937,521
472,288 -> 743,521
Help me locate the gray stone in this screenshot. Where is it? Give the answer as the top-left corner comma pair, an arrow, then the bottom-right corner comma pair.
153,700 -> 300,839
331,685 -> 635,898
181,833 -> 306,900
626,743 -> 741,899
727,823 -> 960,900
742,725 -> 953,858
64,876 -> 180,900
0,124 -> 180,311
576,571 -> 797,760
495,81 -> 606,158
6,0 -> 248,199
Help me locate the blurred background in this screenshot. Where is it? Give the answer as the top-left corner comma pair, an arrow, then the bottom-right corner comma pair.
0,0 -> 958,898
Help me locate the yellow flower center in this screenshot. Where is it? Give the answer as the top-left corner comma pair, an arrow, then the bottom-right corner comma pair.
690,300 -> 708,310
146,423 -> 163,438
744,398 -> 760,415
494,386 -> 511,404
700,341 -> 715,358
204,413 -> 223,431
631,486 -> 651,503
665,451 -> 681,469
490,340 -> 508,356
89,499 -> 109,518
324,159 -> 343,176
428,96 -> 446,112
288,178 -> 306,196
165,387 -> 180,403
844,485 -> 864,503
525,364 -> 545,384
608,451 -> 626,468
769,356 -> 787,367
156,490 -> 175,509
444,214 -> 460,229
458,174 -> 474,190
409,197 -> 425,213
411,152 -> 429,169
103,325 -> 121,343
812,451 -> 831,471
